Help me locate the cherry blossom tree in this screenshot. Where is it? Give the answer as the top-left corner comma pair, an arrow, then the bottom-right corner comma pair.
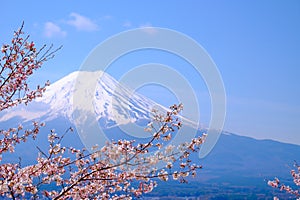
0,22 -> 60,160
268,162 -> 300,200
0,23 -> 207,199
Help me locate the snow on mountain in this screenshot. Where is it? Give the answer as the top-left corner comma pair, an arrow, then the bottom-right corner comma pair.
0,71 -> 189,128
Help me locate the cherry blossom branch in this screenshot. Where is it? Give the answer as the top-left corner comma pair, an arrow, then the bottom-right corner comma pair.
0,122 -> 45,159
268,162 -> 300,199
0,21 -> 61,111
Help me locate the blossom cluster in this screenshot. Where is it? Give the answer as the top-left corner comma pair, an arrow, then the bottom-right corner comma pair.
0,22 -> 60,111
268,163 -> 300,199
0,121 -> 45,161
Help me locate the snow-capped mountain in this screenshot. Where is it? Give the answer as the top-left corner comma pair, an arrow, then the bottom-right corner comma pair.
0,70 -> 202,157
0,71 -> 197,129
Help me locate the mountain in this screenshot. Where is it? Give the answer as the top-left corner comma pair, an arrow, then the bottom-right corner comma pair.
0,70 -> 299,198
0,70 -> 198,151
0,71 -> 160,125
0,70 -> 198,162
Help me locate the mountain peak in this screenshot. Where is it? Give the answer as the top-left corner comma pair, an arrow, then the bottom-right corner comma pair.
0,70 -> 163,127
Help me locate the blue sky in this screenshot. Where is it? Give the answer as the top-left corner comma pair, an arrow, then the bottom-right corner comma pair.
1,1 -> 300,144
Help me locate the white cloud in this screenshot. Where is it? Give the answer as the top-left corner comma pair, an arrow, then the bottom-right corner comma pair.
44,22 -> 67,38
67,12 -> 98,31
139,23 -> 158,35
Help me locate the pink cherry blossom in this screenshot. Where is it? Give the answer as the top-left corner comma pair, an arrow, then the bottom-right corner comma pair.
268,163 -> 300,199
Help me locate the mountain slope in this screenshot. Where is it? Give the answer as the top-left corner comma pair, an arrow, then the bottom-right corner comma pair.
0,71 -> 158,125
200,132 -> 299,180
0,71 -> 197,128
